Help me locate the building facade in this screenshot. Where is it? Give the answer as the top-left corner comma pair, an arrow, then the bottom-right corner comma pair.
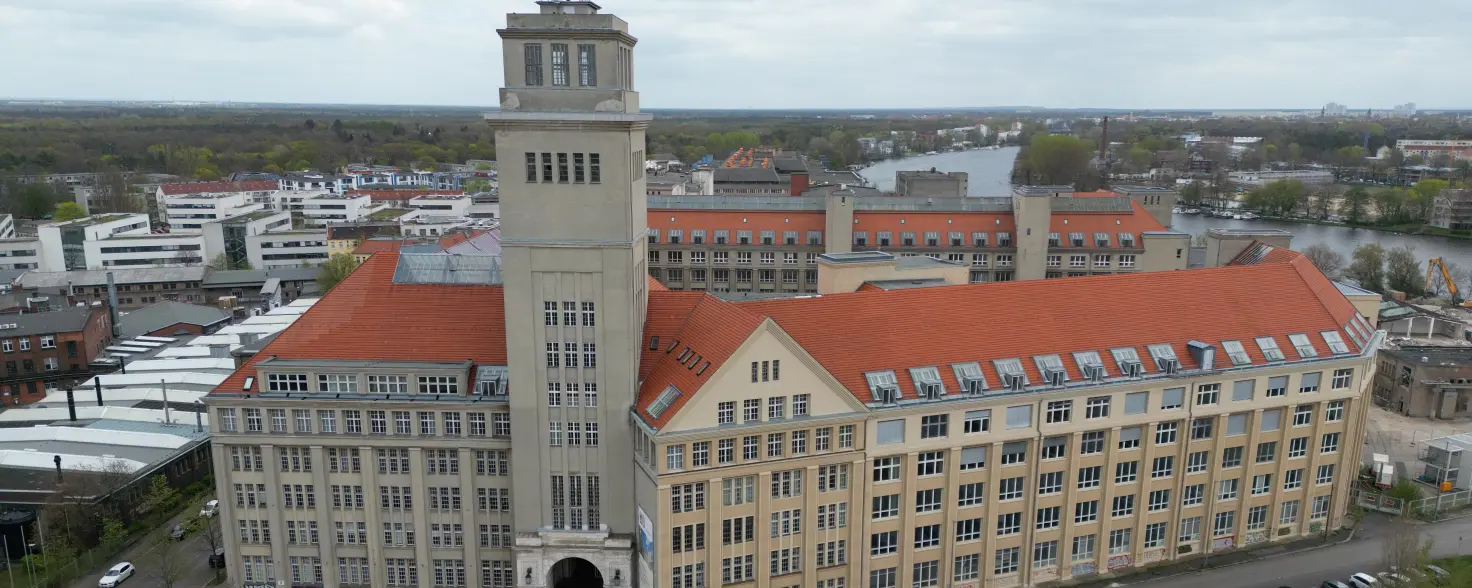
200,5 -> 1379,588
1373,347 -> 1472,419
1430,189 -> 1472,231
0,306 -> 112,403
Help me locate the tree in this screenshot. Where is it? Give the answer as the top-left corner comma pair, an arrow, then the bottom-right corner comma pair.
1385,245 -> 1423,296
54,201 -> 86,221
199,516 -> 224,580
1381,517 -> 1431,573
474,162 -> 493,171
463,178 -> 494,194
1411,179 -> 1448,222
16,183 -> 56,219
1375,188 -> 1411,224
141,474 -> 178,515
1347,244 -> 1386,292
147,529 -> 192,588
1300,244 -> 1345,278
194,164 -> 222,181
1244,179 -> 1306,217
1178,181 -> 1204,206
1025,135 -> 1093,186
317,253 -> 360,292
95,167 -> 142,213
1340,186 -> 1371,223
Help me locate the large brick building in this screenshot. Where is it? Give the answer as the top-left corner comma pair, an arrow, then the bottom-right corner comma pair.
0,305 -> 111,404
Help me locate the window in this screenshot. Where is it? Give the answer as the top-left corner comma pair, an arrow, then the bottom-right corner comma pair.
917,451 -> 944,476
767,433 -> 783,458
716,402 -> 734,425
1321,432 -> 1341,454
1284,469 -> 1304,490
1115,461 -> 1138,484
523,43 -> 544,85
1183,483 -> 1204,506
1038,471 -> 1063,494
792,393 -> 808,416
418,376 -> 457,394
1187,450 -> 1209,473
1040,436 -> 1066,460
549,43 -> 569,86
1316,464 -> 1335,485
1005,405 -> 1031,429
1046,400 -> 1071,423
870,567 -> 896,588
1072,535 -> 1096,563
1289,437 -> 1308,458
1261,409 -> 1282,432
1331,368 -> 1353,389
1222,446 -> 1243,468
1326,400 -> 1345,422
1074,499 -> 1099,523
996,512 -> 1021,536
269,373 -> 309,392
1294,404 -> 1313,427
1179,516 -> 1202,542
665,445 -> 683,470
1112,494 -> 1136,517
1300,372 -> 1322,393
1118,426 -> 1141,450
1267,375 -> 1288,397
1281,500 -> 1301,525
1289,333 -> 1318,358
1162,387 -> 1185,410
1036,506 -> 1061,530
1257,441 -> 1277,463
1218,478 -> 1239,501
1000,441 -> 1027,465
955,554 -> 980,581
1191,417 -> 1214,440
914,524 -> 941,549
1227,413 -> 1247,436
1108,529 -> 1132,554
1144,522 -> 1167,548
994,547 -> 1019,575
871,530 -> 898,555
958,483 -> 984,507
998,476 -> 1024,501
964,409 -> 990,433
1077,466 -> 1101,490
1152,456 -> 1174,479
1149,489 -> 1170,511
1125,391 -> 1148,414
1256,336 -> 1285,361
771,470 -> 803,498
1196,383 -> 1220,406
1213,511 -> 1235,536
1085,396 -> 1110,418
1156,422 -> 1178,445
960,446 -> 986,471
877,419 -> 904,444
1080,431 -> 1105,455
920,414 -> 948,439
840,424 -> 854,448
576,44 -> 596,86
742,399 -> 760,423
1312,495 -> 1331,519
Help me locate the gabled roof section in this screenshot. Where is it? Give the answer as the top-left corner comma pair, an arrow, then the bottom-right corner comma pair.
639,291 -> 703,380
1228,240 -> 1305,266
733,263 -> 1366,404
1227,243 -> 1359,325
634,294 -> 765,428
210,252 -> 506,396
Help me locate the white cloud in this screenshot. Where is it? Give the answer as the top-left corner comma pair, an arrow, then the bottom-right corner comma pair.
0,0 -> 1466,109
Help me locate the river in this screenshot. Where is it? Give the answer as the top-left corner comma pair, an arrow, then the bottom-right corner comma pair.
857,148 -> 1472,264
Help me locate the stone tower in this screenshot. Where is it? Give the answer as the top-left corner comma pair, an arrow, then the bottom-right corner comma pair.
485,1 -> 649,586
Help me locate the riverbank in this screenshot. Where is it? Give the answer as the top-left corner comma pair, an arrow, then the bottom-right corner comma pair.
1248,215 -> 1472,241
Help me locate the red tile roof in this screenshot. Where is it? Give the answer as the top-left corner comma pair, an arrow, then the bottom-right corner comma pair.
638,291 -> 703,380
159,180 -> 276,196
727,262 -> 1364,405
1047,199 -> 1166,247
353,240 -> 406,256
633,295 -> 766,428
210,253 -> 506,396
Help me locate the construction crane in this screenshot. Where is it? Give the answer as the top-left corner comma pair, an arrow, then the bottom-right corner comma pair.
1425,257 -> 1471,307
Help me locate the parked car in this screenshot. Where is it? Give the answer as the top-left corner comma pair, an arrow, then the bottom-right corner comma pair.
170,522 -> 187,541
199,500 -> 218,518
1349,573 -> 1380,588
98,562 -> 134,588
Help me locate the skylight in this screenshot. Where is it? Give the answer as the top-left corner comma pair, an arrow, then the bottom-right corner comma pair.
993,358 -> 1028,391
1220,340 -> 1251,366
1255,336 -> 1285,362
952,362 -> 987,395
1034,354 -> 1068,386
1147,343 -> 1179,374
647,385 -> 683,418
1287,334 -> 1317,358
866,370 -> 900,403
1073,351 -> 1106,381
909,367 -> 944,400
1321,331 -> 1350,355
1111,347 -> 1145,377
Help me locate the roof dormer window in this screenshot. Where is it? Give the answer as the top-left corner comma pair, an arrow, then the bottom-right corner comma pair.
1147,343 -> 1179,375
1255,336 -> 1285,362
1073,351 -> 1106,382
909,367 -> 944,400
952,362 -> 987,395
647,385 -> 682,418
1111,347 -> 1144,378
1034,354 -> 1068,387
865,370 -> 900,404
1288,333 -> 1317,358
993,358 -> 1028,391
475,365 -> 508,397
1094,232 -> 1110,247
1069,232 -> 1085,247
1221,340 -> 1251,366
1321,331 -> 1350,355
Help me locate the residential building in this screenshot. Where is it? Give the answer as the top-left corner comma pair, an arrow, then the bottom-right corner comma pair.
896,169 -> 968,198
201,211 -> 297,269
1395,141 -> 1472,164
156,181 -> 277,228
1323,103 -> 1347,117
1392,103 -> 1417,118
327,222 -> 404,258
0,238 -> 41,270
249,230 -> 330,269
645,185 -> 1188,292
279,173 -> 352,195
1373,347 -> 1472,419
409,193 -> 475,216
300,192 -> 378,228
1430,189 -> 1472,230
36,214 -> 152,271
0,306 -> 112,403
401,215 -> 475,237
15,267 -> 209,309
0,214 -> 14,239
1226,170 -> 1334,188
87,233 -> 207,269
202,5 -> 1380,588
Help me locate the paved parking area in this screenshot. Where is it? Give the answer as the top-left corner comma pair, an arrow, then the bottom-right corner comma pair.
64,500 -> 220,588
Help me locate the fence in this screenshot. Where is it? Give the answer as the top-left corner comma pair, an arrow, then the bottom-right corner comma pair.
1408,488 -> 1472,520
1354,488 -> 1409,515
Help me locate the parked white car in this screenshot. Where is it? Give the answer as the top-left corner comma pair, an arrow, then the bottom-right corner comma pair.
1348,573 -> 1380,588
199,499 -> 218,518
98,562 -> 134,588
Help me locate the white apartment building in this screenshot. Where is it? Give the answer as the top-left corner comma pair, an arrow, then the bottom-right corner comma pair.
155,181 -> 278,225
164,191 -> 266,232
400,215 -> 472,237
1395,140 -> 1472,163
37,214 -> 151,271
0,239 -> 41,270
279,173 -> 352,195
1227,170 -> 1335,188
203,211 -> 297,269
300,193 -> 378,228
408,194 -> 474,217
86,233 -> 206,269
249,230 -> 330,269
0,214 -> 15,239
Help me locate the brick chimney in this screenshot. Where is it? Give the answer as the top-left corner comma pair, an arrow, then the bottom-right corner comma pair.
789,172 -> 810,196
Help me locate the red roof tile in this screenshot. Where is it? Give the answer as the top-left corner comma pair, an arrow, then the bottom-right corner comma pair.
159,180 -> 276,196
353,240 -> 406,256
633,295 -> 766,428
1047,199 -> 1166,247
638,291 -> 703,380
210,253 -> 506,396
729,262 -> 1363,405
647,275 -> 669,292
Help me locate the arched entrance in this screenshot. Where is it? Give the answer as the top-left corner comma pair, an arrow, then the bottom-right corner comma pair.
549,557 -> 603,588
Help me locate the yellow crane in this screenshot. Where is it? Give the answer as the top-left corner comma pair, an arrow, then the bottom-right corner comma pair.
1425,257 -> 1471,307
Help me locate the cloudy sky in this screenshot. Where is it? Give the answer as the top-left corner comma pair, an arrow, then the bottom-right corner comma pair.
1,0 -> 1467,110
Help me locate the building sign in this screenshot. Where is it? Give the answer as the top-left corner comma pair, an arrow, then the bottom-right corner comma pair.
636,506 -> 655,556
1212,536 -> 1235,550
1107,555 -> 1132,570
1070,562 -> 1096,578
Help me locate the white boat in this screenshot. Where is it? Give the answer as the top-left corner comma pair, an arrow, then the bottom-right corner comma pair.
1240,212 -> 1259,220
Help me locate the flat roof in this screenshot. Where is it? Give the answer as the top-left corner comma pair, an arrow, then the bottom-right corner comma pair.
19,266 -> 207,288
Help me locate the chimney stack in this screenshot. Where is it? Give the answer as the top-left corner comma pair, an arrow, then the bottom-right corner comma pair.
94,376 -> 103,406
65,387 -> 76,422
105,272 -> 121,340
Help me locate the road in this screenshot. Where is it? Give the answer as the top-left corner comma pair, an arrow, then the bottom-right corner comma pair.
1122,515 -> 1472,588
58,500 -> 221,588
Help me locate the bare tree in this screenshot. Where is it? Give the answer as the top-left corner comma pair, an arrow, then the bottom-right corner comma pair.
147,530 -> 193,588
1300,244 -> 1346,279
1382,517 -> 1432,572
198,516 -> 224,581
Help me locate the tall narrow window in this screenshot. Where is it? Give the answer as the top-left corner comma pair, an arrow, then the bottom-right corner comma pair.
589,154 -> 601,183
573,153 -> 586,183
523,43 -> 544,86
550,43 -> 569,86
541,153 -> 553,183
578,44 -> 597,86
557,153 -> 569,183
525,153 -> 537,183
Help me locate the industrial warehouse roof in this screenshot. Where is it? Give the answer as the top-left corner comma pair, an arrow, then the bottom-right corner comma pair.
208,248 -> 1372,433
19,266 -> 208,289
117,301 -> 231,338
